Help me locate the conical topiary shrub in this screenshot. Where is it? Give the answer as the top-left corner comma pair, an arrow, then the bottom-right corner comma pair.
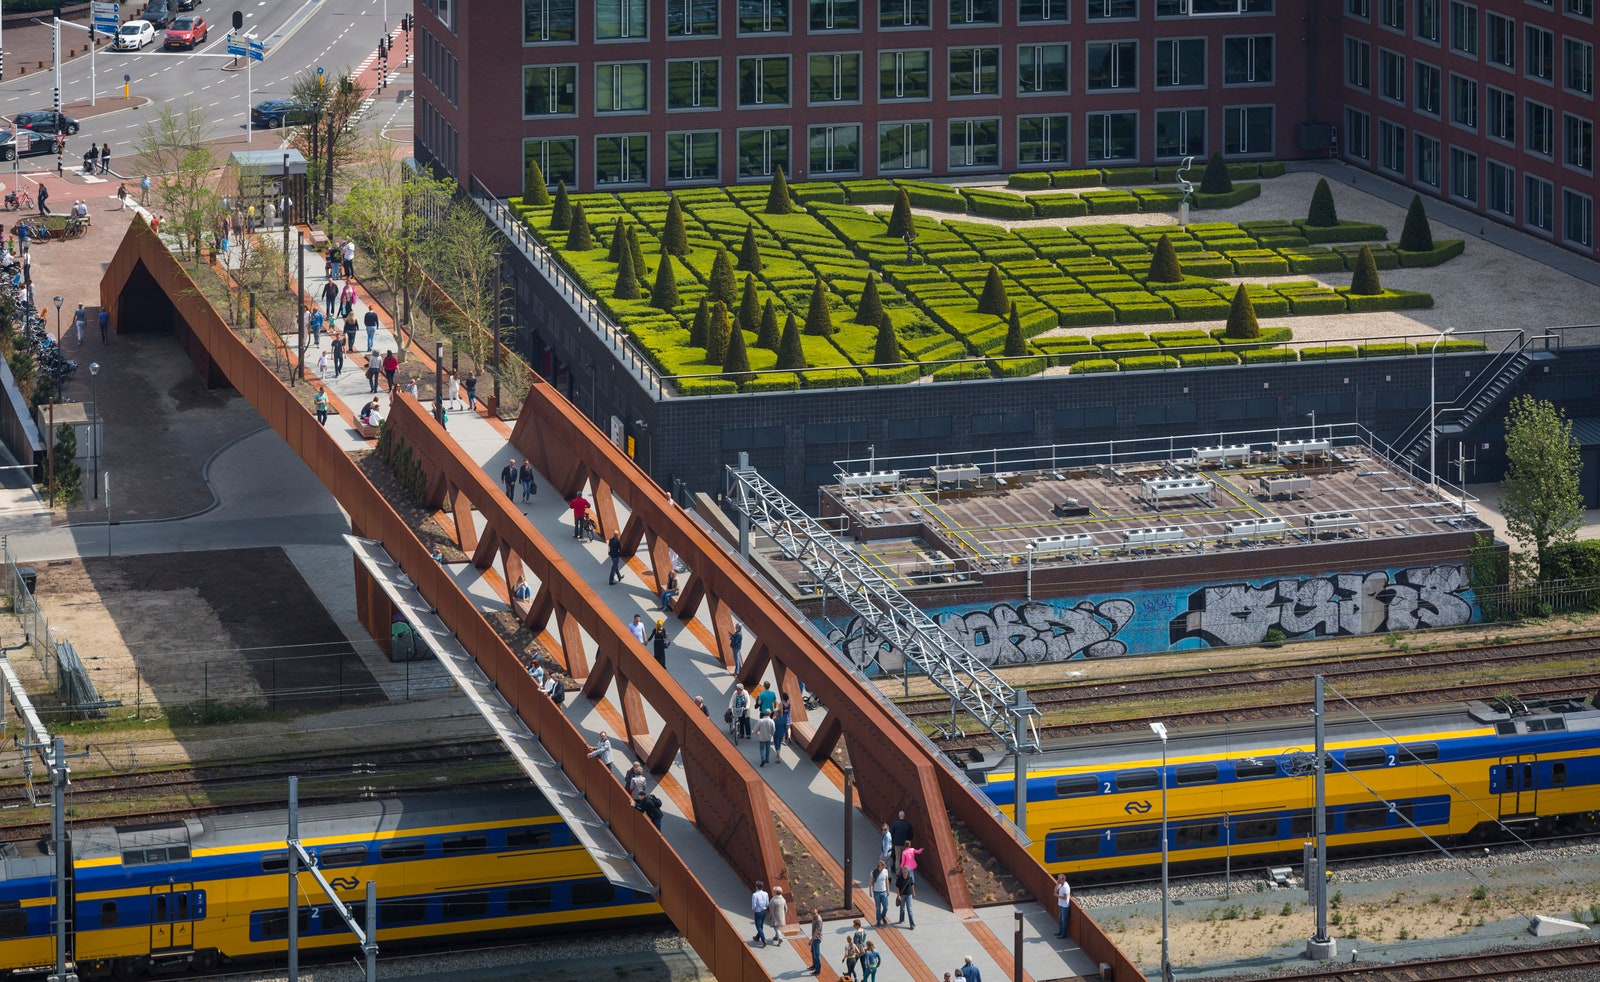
978,265 -> 1009,316
738,274 -> 761,334
1349,245 -> 1383,295
614,243 -> 640,300
607,220 -> 628,263
1307,178 -> 1339,227
886,188 -> 915,239
689,297 -> 710,347
722,318 -> 753,382
757,299 -> 780,349
550,180 -> 572,230
766,165 -> 793,215
708,248 -> 737,306
775,311 -> 808,370
873,313 -> 901,366
524,157 -> 551,206
738,224 -> 763,273
565,202 -> 592,250
662,196 -> 689,256
1224,284 -> 1260,339
1199,151 -> 1232,194
804,278 -> 835,336
1004,303 -> 1027,357
706,301 -> 732,363
627,224 -> 648,276
650,256 -> 679,310
1148,234 -> 1184,283
1399,194 -> 1435,251
855,272 -> 884,325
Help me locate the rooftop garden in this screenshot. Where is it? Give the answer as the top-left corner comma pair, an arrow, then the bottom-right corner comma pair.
509,157 -> 1473,395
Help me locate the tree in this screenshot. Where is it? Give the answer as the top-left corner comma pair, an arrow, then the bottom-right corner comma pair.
689,297 -> 710,347
766,166 -> 793,215
804,278 -> 834,336
706,301 -> 732,363
614,242 -> 641,300
133,103 -> 221,261
708,248 -> 738,306
1503,395 -> 1583,572
738,224 -> 763,273
1349,245 -> 1383,295
650,256 -> 679,310
608,220 -> 628,262
46,423 -> 82,506
662,196 -> 689,255
873,313 -> 901,366
565,203 -> 593,250
288,68 -> 365,221
523,156 -> 551,205
886,189 -> 915,239
722,317 -> 753,382
416,186 -> 505,367
550,181 -> 572,230
1399,194 -> 1435,251
1004,303 -> 1027,357
1223,284 -> 1260,339
627,224 -> 648,276
775,311 -> 808,370
756,299 -> 780,349
1199,151 -> 1232,194
855,272 -> 884,325
1307,177 -> 1339,227
978,265 -> 1009,316
738,275 -> 761,334
1148,234 -> 1184,283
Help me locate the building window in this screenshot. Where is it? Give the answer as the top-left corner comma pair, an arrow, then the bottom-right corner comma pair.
1487,86 -> 1514,141
1155,38 -> 1205,88
1018,114 -> 1070,164
1449,1 -> 1476,54
810,53 -> 862,102
1380,50 -> 1405,101
809,123 -> 861,173
1449,146 -> 1477,201
949,117 -> 1000,167
1486,160 -> 1515,215
1346,38 -> 1371,88
595,134 -> 647,184
880,0 -> 931,26
1019,45 -> 1069,93
880,50 -> 932,99
1416,132 -> 1441,185
1416,0 -> 1439,38
1087,41 -> 1137,90
1348,0 -> 1369,16
1379,119 -> 1406,171
1224,106 -> 1272,155
1416,61 -> 1441,114
1087,111 -> 1137,160
1486,13 -> 1514,67
595,62 -> 648,111
525,0 -> 577,42
949,47 -> 1000,96
1019,0 -> 1070,20
596,0 -> 646,39
738,55 -> 790,105
668,131 -> 720,182
524,65 -> 577,116
810,0 -> 860,29
1563,189 -> 1594,245
1566,114 -> 1594,169
951,0 -> 1000,23
1527,26 -> 1554,80
1526,174 -> 1554,229
1450,74 -> 1477,128
879,120 -> 931,170
1566,39 -> 1595,94
1224,35 -> 1273,84
738,127 -> 790,178
1381,0 -> 1405,27
1568,0 -> 1594,17
667,59 -> 719,109
1528,99 -> 1554,154
740,0 -> 791,32
1344,107 -> 1371,159
525,138 -> 578,188
1087,0 -> 1136,17
669,0 -> 718,34
1156,108 -> 1205,157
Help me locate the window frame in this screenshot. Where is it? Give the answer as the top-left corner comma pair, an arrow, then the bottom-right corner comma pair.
666,57 -> 720,111
594,60 -> 650,113
523,63 -> 579,117
948,115 -> 1002,168
594,132 -> 650,186
949,45 -> 1001,97
667,129 -> 722,183
1018,43 -> 1071,94
879,48 -> 933,100
1155,37 -> 1206,89
1224,104 -> 1274,155
1448,144 -> 1479,202
1223,34 -> 1274,85
1154,106 -> 1207,158
1018,113 -> 1071,165
878,119 -> 933,171
1087,39 -> 1139,92
809,51 -> 863,104
594,0 -> 647,41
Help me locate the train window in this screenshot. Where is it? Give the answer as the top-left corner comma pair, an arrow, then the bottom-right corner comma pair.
1342,748 -> 1388,770
1114,828 -> 1159,853
378,839 -> 428,862
1115,770 -> 1160,792
1343,804 -> 1390,831
1526,717 -> 1566,732
1553,762 -> 1568,787
1233,817 -> 1278,841
1233,758 -> 1277,779
571,880 -> 617,907
0,911 -> 26,939
443,893 -> 490,920
1046,833 -> 1101,860
1053,775 -> 1100,798
320,846 -> 368,868
442,834 -> 489,857
507,885 -> 554,913
1289,814 -> 1313,838
1398,744 -> 1438,763
261,852 -> 288,873
1174,823 -> 1220,848
1175,764 -> 1218,786
168,846 -> 190,862
506,827 -> 555,849
378,898 -> 427,926
325,902 -> 366,933
100,901 -> 118,928
259,909 -> 312,939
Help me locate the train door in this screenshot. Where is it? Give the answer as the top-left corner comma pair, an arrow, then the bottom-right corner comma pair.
149,884 -> 196,950
1492,756 -> 1538,819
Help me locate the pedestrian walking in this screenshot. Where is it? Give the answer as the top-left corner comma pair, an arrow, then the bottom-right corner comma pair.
756,680 -> 778,718
382,351 -> 398,393
960,957 -> 982,982
519,460 -> 536,501
331,334 -> 345,377
36,183 -> 48,215
650,619 -> 669,667
776,691 -> 792,748
810,911 -> 824,975
500,459 -> 518,497
316,348 -> 329,379
327,244 -> 341,279
628,614 -> 648,644
1054,873 -> 1072,937
313,389 -> 329,426
98,308 -> 109,344
463,373 -> 478,412
72,304 -> 84,343
342,280 -> 358,318
344,311 -> 359,352
569,493 -> 591,539
729,683 -> 751,740
587,731 -> 614,768
750,883 -> 770,947
755,710 -> 775,766
366,358 -> 381,393
607,532 -> 625,584
769,888 -> 788,941
879,823 -> 893,866
861,943 -> 881,982
871,861 -> 890,926
363,307 -> 378,350
321,280 -> 339,316
895,867 -> 916,928
406,377 -> 418,401
448,373 -> 464,411
842,940 -> 861,981
890,811 -> 914,873
116,183 -> 127,209
899,840 -> 924,879
100,143 -> 111,174
848,921 -> 867,959
342,239 -> 356,278
309,307 -> 324,345
729,623 -> 745,672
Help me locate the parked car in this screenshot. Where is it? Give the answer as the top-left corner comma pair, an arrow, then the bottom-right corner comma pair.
14,110 -> 79,137
250,99 -> 312,129
175,0 -> 201,9
0,130 -> 55,161
115,19 -> 156,49
141,0 -> 172,27
164,15 -> 207,48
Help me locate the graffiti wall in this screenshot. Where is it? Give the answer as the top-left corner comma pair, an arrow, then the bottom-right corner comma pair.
819,565 -> 1477,672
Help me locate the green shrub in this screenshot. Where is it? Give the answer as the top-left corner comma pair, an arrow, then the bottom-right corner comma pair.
1349,245 -> 1382,295
1038,343 -> 1099,365
523,158 -> 551,205
1199,151 -> 1232,194
790,182 -> 847,204
932,362 -> 994,381
964,189 -> 1036,219
1213,325 -> 1293,346
856,272 -> 885,325
1178,351 -> 1242,367
757,299 -> 781,349
708,248 -> 738,305
1228,252 -> 1291,276
706,301 -> 732,363
1050,169 -> 1104,188
804,278 -> 836,335
1117,355 -> 1180,371
993,356 -> 1048,377
688,297 -> 710,346
675,377 -> 741,396
978,265 -> 1010,315
743,373 -> 802,392
1056,302 -> 1118,326
1192,184 -> 1262,209
1393,239 -> 1466,266
1281,250 -> 1347,273
1081,191 -> 1142,214
800,368 -> 865,388
614,243 -> 641,300
1300,346 -> 1359,361
1358,342 -> 1418,357
1224,284 -> 1260,339
1398,193 -> 1433,251
1341,289 -> 1435,312
1098,340 -> 1160,352
843,180 -> 900,205
1227,162 -> 1263,180
1307,177 -> 1339,227
722,320 -> 753,382
1101,166 -> 1157,186
738,275 -> 762,334
1148,234 -> 1183,283
1240,348 -> 1298,364
775,312 -> 808,369
1437,338 -> 1488,353
898,182 -> 968,211
1284,291 -> 1348,315
886,188 -> 915,238
1030,193 -> 1089,218
1259,161 -> 1287,178
766,166 -> 794,215
565,203 -> 593,250
1297,220 -> 1388,243
873,313 -> 902,365
550,181 -> 571,230
1008,172 -> 1054,190
1003,304 -> 1028,357
662,196 -> 689,255
650,256 -> 680,310
738,223 -> 764,272
1072,359 -> 1120,374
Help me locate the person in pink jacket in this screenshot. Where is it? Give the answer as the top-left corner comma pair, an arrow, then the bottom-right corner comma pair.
900,841 -> 924,877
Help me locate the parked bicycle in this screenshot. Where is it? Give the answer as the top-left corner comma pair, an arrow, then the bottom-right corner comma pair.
3,187 -> 34,211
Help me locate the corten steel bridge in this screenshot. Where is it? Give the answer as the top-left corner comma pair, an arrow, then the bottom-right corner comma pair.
99,219 -> 1141,982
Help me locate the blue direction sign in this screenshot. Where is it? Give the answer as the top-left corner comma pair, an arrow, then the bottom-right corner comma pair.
226,32 -> 245,56
247,36 -> 264,61
91,1 -> 120,36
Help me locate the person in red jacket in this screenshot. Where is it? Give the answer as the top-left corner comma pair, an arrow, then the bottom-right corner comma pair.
570,493 -> 591,539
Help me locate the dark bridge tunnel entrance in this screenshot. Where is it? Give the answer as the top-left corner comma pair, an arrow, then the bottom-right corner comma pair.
116,258 -> 232,389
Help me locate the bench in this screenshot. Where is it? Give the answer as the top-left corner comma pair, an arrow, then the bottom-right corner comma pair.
356,423 -> 379,440
307,229 -> 329,249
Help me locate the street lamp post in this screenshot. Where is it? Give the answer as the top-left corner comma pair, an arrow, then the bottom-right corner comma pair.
1150,721 -> 1172,982
1025,543 -> 1035,602
89,362 -> 99,499
47,295 -> 62,506
1429,327 -> 1456,489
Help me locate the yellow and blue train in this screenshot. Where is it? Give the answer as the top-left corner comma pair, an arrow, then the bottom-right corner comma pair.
0,790 -> 660,976
978,693 -> 1600,876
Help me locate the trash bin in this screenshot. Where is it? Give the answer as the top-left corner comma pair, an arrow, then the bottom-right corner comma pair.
16,567 -> 36,595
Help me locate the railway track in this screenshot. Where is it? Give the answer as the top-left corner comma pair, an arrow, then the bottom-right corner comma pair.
1223,941 -> 1600,981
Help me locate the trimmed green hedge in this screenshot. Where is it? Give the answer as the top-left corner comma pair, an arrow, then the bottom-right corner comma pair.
742,373 -> 803,392
1031,193 -> 1089,218
1050,169 -> 1104,189
1437,338 -> 1489,353
1280,250 -> 1347,273
790,183 -> 847,204
932,362 -> 994,382
1392,239 -> 1466,267
1297,220 -> 1388,243
1007,172 -> 1053,190
1117,355 -> 1179,371
1240,348 -> 1299,364
1101,167 -> 1158,186
1340,288 -> 1435,312
993,357 -> 1049,377
1081,191 -> 1142,214
1300,346 -> 1359,361
1259,161 -> 1287,178
1072,359 -> 1120,373
1177,351 -> 1242,367
1193,184 -> 1262,209
963,189 -> 1037,219
677,377 -> 742,395
1358,342 -> 1419,357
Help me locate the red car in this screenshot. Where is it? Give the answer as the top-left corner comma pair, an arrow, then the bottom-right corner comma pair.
164,15 -> 207,48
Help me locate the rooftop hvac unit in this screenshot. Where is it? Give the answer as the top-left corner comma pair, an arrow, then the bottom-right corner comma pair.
1124,526 -> 1186,546
1306,511 -> 1359,531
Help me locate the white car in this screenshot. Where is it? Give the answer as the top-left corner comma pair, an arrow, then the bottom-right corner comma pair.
115,20 -> 155,49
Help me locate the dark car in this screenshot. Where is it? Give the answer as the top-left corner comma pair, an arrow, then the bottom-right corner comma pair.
142,0 -> 172,28
176,0 -> 201,9
14,110 -> 79,137
0,130 -> 56,161
250,99 -> 312,129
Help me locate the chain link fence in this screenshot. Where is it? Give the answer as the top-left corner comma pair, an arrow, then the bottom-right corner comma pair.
2,537 -> 107,719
